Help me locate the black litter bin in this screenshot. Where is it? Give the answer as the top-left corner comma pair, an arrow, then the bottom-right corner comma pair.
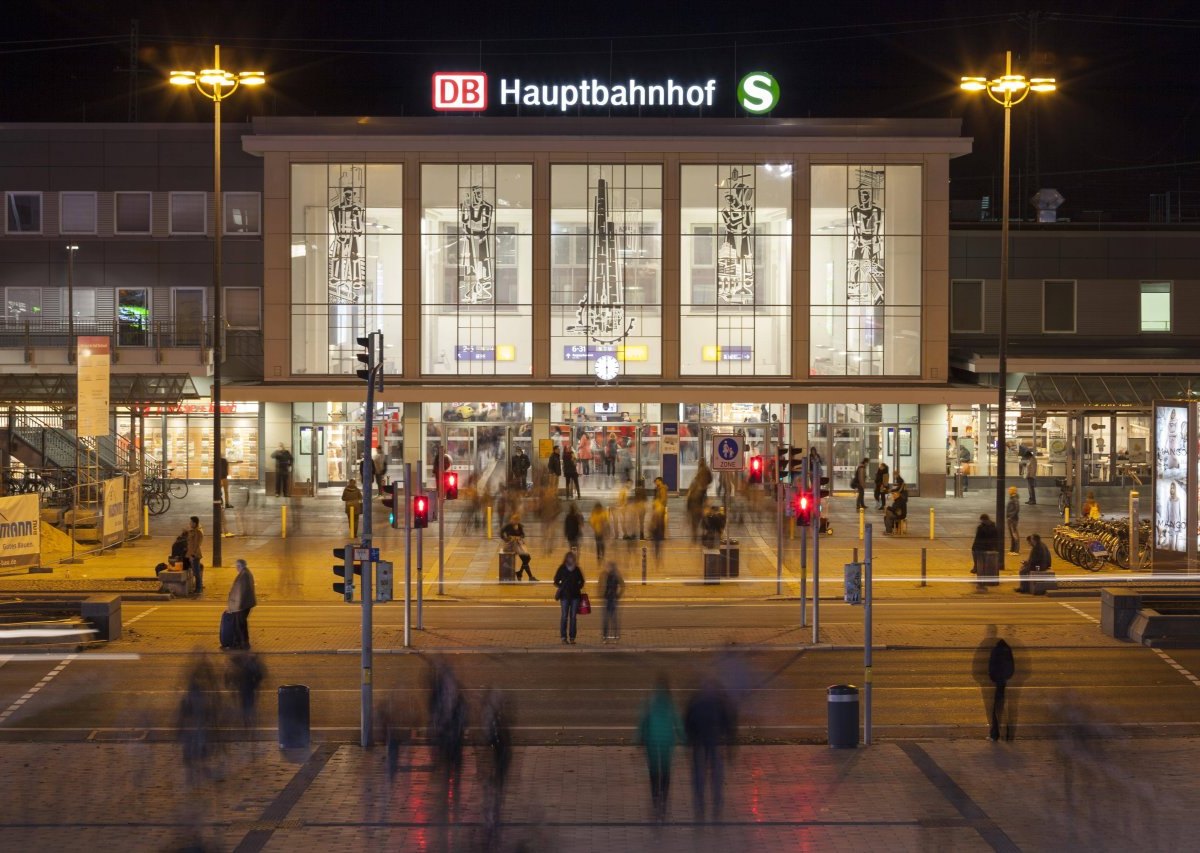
278,684 -> 310,749
827,684 -> 859,749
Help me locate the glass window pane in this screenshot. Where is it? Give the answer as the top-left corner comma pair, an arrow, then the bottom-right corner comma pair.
1140,281 -> 1171,332
224,192 -> 261,234
115,192 -> 152,234
170,192 -> 206,234
6,192 -> 42,233
226,288 -> 261,329
60,192 -> 96,234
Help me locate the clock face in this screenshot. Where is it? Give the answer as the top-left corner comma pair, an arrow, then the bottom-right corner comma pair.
594,355 -> 620,382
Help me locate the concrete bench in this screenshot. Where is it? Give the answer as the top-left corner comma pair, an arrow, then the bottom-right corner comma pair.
80,595 -> 122,641
157,569 -> 194,598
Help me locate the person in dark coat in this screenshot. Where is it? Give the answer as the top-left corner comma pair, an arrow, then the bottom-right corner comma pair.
971,513 -> 1001,590
480,689 -> 513,845
684,680 -> 738,821
873,462 -> 890,509
1017,533 -> 1053,593
563,502 -> 583,552
547,447 -> 562,495
598,560 -> 626,642
883,477 -> 908,534
563,448 -> 581,500
853,457 -> 868,510
977,636 -> 1016,741
637,675 -> 684,822
552,550 -> 585,644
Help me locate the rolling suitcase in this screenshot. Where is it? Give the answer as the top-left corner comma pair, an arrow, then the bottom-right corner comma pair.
220,610 -> 241,649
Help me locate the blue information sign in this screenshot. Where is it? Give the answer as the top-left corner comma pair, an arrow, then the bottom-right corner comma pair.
721,346 -> 753,361
456,345 -> 495,361
563,344 -> 617,361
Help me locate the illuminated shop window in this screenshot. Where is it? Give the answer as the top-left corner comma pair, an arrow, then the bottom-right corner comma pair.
810,165 -> 922,376
680,164 -> 792,376
550,164 -> 662,377
290,164 -> 402,376
420,164 -> 533,375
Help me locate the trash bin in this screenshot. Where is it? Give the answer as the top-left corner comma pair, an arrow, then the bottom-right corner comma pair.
827,685 -> 859,749
702,550 -> 722,584
843,562 -> 862,604
498,552 -> 516,583
719,541 -> 740,577
953,472 -> 964,498
278,684 -> 310,749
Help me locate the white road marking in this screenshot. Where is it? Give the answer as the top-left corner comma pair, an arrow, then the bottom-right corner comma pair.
123,606 -> 160,628
1153,648 -> 1200,689
1059,602 -> 1100,624
0,654 -> 77,726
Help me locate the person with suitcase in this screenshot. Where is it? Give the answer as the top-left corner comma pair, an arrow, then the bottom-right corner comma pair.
971,514 -> 1001,592
222,558 -> 257,650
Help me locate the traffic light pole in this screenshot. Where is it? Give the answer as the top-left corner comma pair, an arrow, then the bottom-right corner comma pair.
403,462 -> 412,649
416,456 -> 424,631
358,364 -> 378,749
775,479 -> 783,596
812,455 -> 821,645
437,445 -> 445,596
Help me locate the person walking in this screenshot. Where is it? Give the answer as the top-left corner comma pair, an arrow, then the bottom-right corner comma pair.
873,461 -> 890,510
971,513 -> 1001,591
987,638 -> 1016,741
1006,486 -> 1021,555
547,446 -> 562,495
578,433 -> 594,476
509,447 -> 531,490
186,515 -> 205,593
598,559 -> 625,642
219,456 -> 231,508
341,477 -> 363,538
552,550 -> 585,644
853,457 -> 868,511
426,661 -> 467,823
223,649 -> 266,730
589,502 -> 611,561
271,443 -> 293,497
480,689 -> 513,846
563,502 -> 583,552
604,434 -> 618,481
637,675 -> 684,822
563,447 -> 581,500
684,680 -> 738,821
500,513 -> 537,581
224,558 -> 257,649
1025,453 -> 1038,504
371,447 -> 388,491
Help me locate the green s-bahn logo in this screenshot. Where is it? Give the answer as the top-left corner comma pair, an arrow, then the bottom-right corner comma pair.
738,71 -> 780,114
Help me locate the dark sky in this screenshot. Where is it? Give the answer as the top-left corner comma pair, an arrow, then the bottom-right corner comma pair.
6,0 -> 1200,220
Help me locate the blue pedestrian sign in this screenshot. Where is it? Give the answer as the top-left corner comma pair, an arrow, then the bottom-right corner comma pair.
711,434 -> 744,471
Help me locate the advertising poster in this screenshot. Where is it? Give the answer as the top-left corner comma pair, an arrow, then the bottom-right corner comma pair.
77,336 -> 111,438
102,476 -> 126,548
1154,404 -> 1188,552
125,472 -> 143,537
0,493 -> 40,570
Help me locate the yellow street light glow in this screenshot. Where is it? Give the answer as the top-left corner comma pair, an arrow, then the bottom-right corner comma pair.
960,52 -> 1054,108
239,71 -> 266,86
960,77 -> 987,91
169,71 -> 196,86
1030,78 -> 1057,92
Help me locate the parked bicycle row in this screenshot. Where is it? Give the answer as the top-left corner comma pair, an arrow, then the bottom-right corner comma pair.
1052,517 -> 1151,571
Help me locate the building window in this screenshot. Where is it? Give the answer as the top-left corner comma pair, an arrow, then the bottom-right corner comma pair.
114,192 -> 152,234
291,164 -> 402,375
550,164 -> 663,376
60,192 -> 97,235
810,165 -> 923,376
226,287 -> 261,329
5,192 -> 42,234
1042,279 -> 1076,333
5,287 -> 42,321
170,192 -> 207,235
59,287 -> 98,324
680,163 -> 792,376
420,164 -> 533,376
950,279 -> 984,332
224,192 -> 261,234
1140,281 -> 1171,332
117,287 -> 149,346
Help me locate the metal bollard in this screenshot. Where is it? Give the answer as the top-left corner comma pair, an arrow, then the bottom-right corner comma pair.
1064,507 -> 1070,525
642,546 -> 647,586
143,505 -> 150,538
921,547 -> 927,588
281,505 -> 287,539
929,507 -> 935,541
852,547 -> 858,564
350,505 -> 357,539
486,505 -> 493,539
827,685 -> 859,748
278,684 -> 310,748
858,507 -> 865,540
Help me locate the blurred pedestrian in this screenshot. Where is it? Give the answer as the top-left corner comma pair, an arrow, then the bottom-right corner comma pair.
500,513 -> 537,581
1025,453 -> 1038,504
589,502 -> 611,561
219,455 -> 231,508
873,461 -> 890,509
684,680 -> 738,821
1017,532 -> 1053,594
1006,486 -> 1021,555
971,513 -> 1001,591
341,478 -> 363,538
426,661 -> 468,817
564,502 -> 583,552
553,550 -> 585,644
637,675 -> 684,822
650,498 -> 667,565
480,689 -> 513,845
371,447 -> 388,491
654,476 -> 669,507
177,655 -> 221,787
224,650 -> 266,729
853,457 -> 868,510
563,448 -> 581,499
578,433 -> 594,476
1082,491 -> 1101,519
598,560 -> 625,642
547,446 -> 562,495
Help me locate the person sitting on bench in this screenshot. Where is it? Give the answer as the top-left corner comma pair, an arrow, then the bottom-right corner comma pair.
500,513 -> 537,581
1017,533 -> 1052,593
884,477 -> 909,534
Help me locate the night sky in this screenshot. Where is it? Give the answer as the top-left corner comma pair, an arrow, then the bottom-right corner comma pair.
6,1 -> 1200,220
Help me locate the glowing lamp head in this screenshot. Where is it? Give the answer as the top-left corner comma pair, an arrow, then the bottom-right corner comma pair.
238,71 -> 266,86
169,71 -> 197,87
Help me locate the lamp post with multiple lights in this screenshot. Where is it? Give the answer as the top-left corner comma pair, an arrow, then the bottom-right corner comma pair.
170,46 -> 263,567
961,52 -> 1055,568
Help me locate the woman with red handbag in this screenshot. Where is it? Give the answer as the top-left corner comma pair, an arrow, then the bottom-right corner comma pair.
553,551 -> 586,644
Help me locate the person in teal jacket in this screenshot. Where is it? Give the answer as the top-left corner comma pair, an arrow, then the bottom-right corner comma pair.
636,675 -> 684,821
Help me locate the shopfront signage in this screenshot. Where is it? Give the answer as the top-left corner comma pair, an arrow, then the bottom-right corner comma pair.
563,344 -> 648,362
433,72 -> 781,114
456,345 -> 495,361
0,494 -> 39,570
702,345 -> 753,362
77,336 -> 110,438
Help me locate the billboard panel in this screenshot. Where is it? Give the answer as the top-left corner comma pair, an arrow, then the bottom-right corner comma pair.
1154,404 -> 1188,553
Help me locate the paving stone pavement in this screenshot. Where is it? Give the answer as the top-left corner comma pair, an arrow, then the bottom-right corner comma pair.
0,738 -> 1190,852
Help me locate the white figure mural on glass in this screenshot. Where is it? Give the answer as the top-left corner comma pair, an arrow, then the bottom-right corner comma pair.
718,167 -> 755,304
570,177 -> 635,344
848,169 -> 885,306
328,167 -> 366,305
459,184 -> 494,304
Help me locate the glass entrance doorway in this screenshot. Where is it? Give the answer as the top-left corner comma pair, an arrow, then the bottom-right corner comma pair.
425,422 -> 531,495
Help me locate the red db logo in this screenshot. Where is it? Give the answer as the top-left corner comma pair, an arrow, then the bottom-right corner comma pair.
433,73 -> 488,111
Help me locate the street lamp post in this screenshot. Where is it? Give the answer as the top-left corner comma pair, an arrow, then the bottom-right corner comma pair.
961,52 -> 1055,569
66,244 -> 78,364
170,47 -> 264,567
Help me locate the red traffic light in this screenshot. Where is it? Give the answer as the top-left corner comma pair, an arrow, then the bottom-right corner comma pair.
748,455 -> 763,484
413,494 -> 429,529
794,491 -> 814,526
444,471 -> 459,500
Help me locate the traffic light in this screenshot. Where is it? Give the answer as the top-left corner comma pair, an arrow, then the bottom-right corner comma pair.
381,481 -> 400,528
748,455 -> 763,484
794,490 -> 814,527
355,334 -> 375,383
818,476 -> 832,499
443,470 -> 459,501
332,544 -> 361,601
777,447 -> 790,481
413,494 -> 430,529
788,446 -> 806,481
376,560 -> 394,603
